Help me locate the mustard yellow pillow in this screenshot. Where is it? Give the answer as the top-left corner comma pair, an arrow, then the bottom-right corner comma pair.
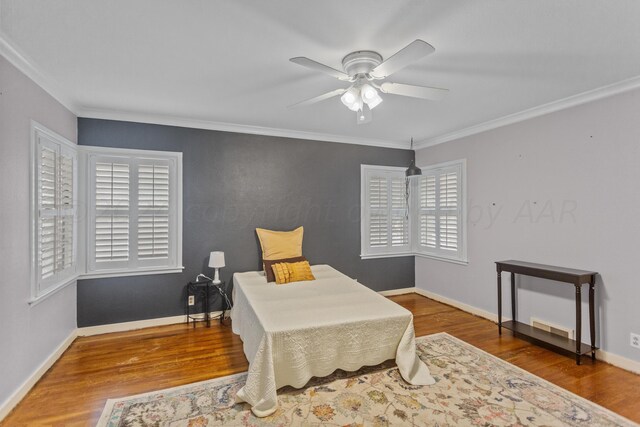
271,261 -> 315,285
288,261 -> 315,282
256,226 -> 303,261
271,263 -> 291,285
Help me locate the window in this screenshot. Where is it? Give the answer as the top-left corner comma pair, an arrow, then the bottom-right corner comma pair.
414,160 -> 467,263
361,160 -> 467,264
84,148 -> 182,277
30,127 -> 183,298
361,165 -> 411,258
31,122 -> 78,301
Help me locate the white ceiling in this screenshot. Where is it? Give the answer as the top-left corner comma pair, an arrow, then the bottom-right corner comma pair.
2,0 -> 640,148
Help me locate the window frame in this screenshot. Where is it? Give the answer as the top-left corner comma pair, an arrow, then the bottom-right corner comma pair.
360,160 -> 467,265
360,165 -> 413,259
79,146 -> 184,279
30,121 -> 78,304
413,159 -> 468,265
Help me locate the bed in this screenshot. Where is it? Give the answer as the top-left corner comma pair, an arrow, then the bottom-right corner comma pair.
231,264 -> 435,417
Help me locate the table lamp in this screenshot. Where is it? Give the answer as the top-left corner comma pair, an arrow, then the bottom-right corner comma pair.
208,251 -> 225,284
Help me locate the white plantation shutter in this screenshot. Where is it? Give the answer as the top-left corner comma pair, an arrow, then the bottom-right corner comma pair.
137,163 -> 170,264
87,152 -> 181,275
390,177 -> 409,247
39,146 -> 57,281
32,125 -> 77,300
94,162 -> 130,266
57,153 -> 75,271
416,161 -> 465,261
419,175 -> 437,249
367,176 -> 388,247
439,172 -> 459,251
361,166 -> 411,256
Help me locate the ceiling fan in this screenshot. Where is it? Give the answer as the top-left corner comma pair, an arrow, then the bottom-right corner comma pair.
288,39 -> 448,124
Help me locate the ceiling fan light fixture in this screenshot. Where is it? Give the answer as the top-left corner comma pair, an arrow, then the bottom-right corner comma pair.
360,84 -> 376,100
361,84 -> 383,109
341,87 -> 362,111
342,91 -> 356,104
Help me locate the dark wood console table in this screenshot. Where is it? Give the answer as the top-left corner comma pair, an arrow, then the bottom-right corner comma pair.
495,260 -> 598,365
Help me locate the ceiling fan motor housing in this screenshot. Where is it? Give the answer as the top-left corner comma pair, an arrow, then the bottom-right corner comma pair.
342,51 -> 383,77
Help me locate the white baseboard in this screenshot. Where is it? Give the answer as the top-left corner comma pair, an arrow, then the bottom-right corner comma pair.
77,311 -> 226,336
412,287 -> 640,375
378,287 -> 416,296
595,348 -> 640,375
0,330 -> 77,422
413,287 -> 509,323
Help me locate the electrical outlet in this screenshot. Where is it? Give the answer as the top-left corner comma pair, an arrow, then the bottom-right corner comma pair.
188,295 -> 195,306
631,333 -> 640,349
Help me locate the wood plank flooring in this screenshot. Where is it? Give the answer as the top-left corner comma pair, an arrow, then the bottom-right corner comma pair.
2,293 -> 639,426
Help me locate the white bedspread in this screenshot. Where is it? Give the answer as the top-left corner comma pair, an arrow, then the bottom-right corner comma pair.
231,265 -> 435,417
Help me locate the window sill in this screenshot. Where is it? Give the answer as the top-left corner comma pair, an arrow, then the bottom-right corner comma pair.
80,266 -> 185,280
360,252 -> 415,260
361,251 -> 468,265
29,276 -> 77,306
415,253 -> 469,266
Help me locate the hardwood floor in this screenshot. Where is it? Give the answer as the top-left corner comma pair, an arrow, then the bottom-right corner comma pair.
3,293 -> 639,426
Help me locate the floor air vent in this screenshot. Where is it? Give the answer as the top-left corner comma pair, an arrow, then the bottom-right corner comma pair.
531,318 -> 574,339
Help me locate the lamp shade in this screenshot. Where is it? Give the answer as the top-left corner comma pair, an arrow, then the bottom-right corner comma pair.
405,138 -> 421,177
405,160 -> 422,177
208,251 -> 225,268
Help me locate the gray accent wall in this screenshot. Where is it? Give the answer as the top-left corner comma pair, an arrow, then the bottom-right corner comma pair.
0,56 -> 78,411
415,88 -> 640,362
77,118 -> 414,327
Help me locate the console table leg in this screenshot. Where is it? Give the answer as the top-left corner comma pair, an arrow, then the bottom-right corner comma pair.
497,270 -> 502,335
511,272 -> 516,323
589,281 -> 596,361
575,284 -> 582,365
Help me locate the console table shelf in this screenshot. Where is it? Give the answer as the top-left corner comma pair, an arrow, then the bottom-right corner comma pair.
501,320 -> 593,356
496,260 -> 598,365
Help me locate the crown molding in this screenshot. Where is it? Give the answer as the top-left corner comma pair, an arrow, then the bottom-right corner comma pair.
0,30 -> 406,149
414,75 -> 640,150
78,107 -> 408,149
6,23 -> 639,152
0,31 -> 79,115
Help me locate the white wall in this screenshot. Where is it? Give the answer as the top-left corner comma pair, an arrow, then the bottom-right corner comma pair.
0,56 -> 77,410
416,88 -> 640,362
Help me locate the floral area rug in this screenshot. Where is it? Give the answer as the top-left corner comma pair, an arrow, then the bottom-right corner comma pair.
97,332 -> 637,426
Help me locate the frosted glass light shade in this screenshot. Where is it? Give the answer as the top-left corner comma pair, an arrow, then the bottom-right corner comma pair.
340,87 -> 362,111
208,251 -> 225,268
361,84 -> 383,109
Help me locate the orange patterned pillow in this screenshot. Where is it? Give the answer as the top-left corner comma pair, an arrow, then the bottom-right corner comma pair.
271,261 -> 315,285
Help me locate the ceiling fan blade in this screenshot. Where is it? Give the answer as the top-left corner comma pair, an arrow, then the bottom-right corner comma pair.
290,57 -> 350,80
288,88 -> 346,109
380,82 -> 448,101
370,40 -> 435,78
